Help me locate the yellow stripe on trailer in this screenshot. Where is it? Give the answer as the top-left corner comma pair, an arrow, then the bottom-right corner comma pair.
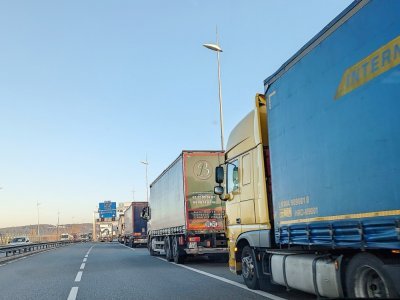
279,209 -> 400,225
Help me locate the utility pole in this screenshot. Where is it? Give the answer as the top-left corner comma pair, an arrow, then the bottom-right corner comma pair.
56,211 -> 60,240
132,189 -> 135,201
140,154 -> 149,203
37,201 -> 41,242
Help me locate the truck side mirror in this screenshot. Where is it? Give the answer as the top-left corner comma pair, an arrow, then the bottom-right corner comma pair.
141,207 -> 150,220
215,166 -> 224,184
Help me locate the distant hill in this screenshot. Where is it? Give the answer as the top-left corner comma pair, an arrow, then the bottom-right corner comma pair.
0,223 -> 92,244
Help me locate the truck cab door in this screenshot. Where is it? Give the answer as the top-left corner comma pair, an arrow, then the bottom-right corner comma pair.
225,159 -> 241,229
240,152 -> 256,225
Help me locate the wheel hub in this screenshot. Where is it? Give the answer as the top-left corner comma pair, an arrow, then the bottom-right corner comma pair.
242,255 -> 255,279
356,265 -> 389,298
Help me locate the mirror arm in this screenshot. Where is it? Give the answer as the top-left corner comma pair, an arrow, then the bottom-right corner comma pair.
219,194 -> 230,201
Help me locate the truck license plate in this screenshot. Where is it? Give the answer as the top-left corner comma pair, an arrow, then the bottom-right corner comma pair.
188,242 -> 197,249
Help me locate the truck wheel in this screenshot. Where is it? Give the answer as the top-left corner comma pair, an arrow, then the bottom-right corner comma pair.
164,236 -> 173,262
148,238 -> 155,256
172,236 -> 185,264
241,246 -> 259,290
345,253 -> 399,298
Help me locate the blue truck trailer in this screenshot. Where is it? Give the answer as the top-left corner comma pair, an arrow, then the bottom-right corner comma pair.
214,0 -> 400,298
266,0 -> 400,252
124,202 -> 148,247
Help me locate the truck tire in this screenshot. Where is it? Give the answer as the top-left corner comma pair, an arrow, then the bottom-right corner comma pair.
148,238 -> 155,256
172,236 -> 185,264
241,246 -> 259,290
164,236 -> 173,262
345,253 -> 399,298
131,239 -> 136,248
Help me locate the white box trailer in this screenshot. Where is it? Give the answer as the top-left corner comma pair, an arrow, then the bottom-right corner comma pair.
144,151 -> 228,263
99,223 -> 113,242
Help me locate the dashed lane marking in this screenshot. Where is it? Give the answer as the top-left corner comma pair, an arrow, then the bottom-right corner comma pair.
67,245 -> 94,299
86,246 -> 93,255
74,271 -> 83,282
119,243 -> 136,251
67,287 -> 78,300
155,257 -> 287,300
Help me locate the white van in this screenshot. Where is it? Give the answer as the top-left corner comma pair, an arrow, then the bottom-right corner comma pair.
9,236 -> 30,245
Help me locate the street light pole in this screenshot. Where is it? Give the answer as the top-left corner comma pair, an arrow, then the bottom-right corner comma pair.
203,27 -> 225,151
140,155 -> 149,203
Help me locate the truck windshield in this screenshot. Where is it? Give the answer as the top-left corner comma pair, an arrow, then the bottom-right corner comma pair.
227,160 -> 239,193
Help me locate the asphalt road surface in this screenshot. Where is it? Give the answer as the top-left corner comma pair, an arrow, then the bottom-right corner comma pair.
0,242 -> 315,300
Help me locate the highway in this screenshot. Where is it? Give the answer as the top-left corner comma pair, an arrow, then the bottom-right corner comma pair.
0,243 -> 314,300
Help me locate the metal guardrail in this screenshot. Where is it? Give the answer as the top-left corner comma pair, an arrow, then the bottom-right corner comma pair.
0,241 -> 75,259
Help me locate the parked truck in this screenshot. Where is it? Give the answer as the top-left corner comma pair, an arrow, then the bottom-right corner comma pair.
124,202 -> 148,247
214,1 -> 400,298
142,151 -> 228,264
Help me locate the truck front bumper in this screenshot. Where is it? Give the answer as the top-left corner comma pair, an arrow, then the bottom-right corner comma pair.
185,247 -> 228,255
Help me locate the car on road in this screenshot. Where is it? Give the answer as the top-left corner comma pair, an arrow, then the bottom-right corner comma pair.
8,236 -> 31,246
60,233 -> 73,241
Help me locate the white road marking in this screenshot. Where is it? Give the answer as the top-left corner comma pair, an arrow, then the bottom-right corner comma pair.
86,246 -> 93,255
84,255 -> 88,258
120,244 -> 135,251
80,263 -> 85,270
67,287 -> 79,300
75,271 -> 83,282
155,257 -> 286,300
83,258 -> 87,262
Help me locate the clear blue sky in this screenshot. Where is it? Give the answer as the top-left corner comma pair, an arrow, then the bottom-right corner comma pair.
0,0 -> 352,227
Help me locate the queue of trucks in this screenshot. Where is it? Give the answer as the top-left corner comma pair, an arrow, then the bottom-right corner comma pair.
84,0 -> 400,298
139,1 -> 400,298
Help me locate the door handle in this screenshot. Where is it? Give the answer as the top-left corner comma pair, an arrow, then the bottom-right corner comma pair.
236,218 -> 241,224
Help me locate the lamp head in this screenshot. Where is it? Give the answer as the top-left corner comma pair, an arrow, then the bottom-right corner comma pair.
203,43 -> 223,52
